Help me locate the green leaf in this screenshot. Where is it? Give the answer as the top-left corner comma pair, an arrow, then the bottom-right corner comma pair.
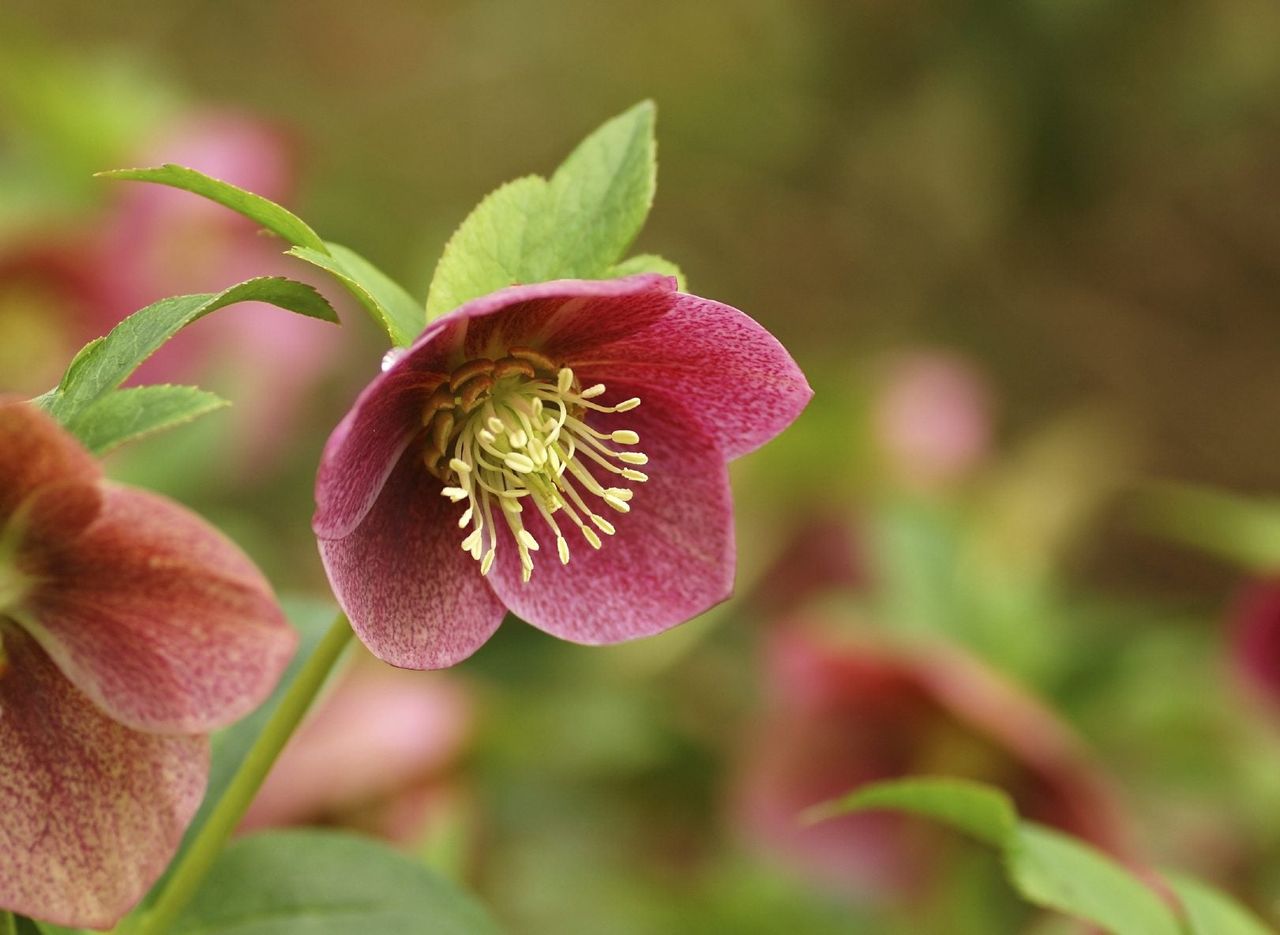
805,776 -> 1017,848
289,242 -> 423,347
98,164 -> 327,252
1165,872 -> 1276,935
1007,823 -> 1181,935
38,277 -> 338,434
67,385 -> 228,455
1133,481 -> 1280,572
609,253 -> 686,290
171,829 -> 503,934
809,778 -> 1184,935
425,100 -> 656,320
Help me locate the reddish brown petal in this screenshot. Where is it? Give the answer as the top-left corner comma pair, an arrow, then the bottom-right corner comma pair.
23,485 -> 295,734
0,398 -> 100,525
320,454 -> 508,669
0,625 -> 207,929
486,385 -> 735,644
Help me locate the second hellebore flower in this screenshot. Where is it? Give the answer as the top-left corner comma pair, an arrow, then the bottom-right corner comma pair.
0,399 -> 296,928
314,274 -> 811,668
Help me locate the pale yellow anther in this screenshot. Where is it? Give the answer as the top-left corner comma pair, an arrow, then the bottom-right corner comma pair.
604,494 -> 631,513
442,486 -> 468,502
611,430 -> 639,445
615,398 -> 641,412
557,368 -> 574,395
582,528 -> 603,549
621,469 -> 648,482
449,458 -> 472,474
557,537 -> 570,564
591,515 -> 616,536
504,452 -> 536,473
618,452 -> 648,465
580,384 -> 606,399
518,529 -> 540,551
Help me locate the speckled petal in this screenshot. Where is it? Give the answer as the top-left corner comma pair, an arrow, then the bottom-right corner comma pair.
320,454 -> 508,669
571,292 -> 812,459
21,485 -> 295,734
0,625 -> 207,929
485,385 -> 735,643
0,397 -> 100,523
313,366 -> 447,540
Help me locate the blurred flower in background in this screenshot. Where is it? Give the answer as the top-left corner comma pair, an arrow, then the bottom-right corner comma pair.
243,652 -> 474,849
1228,579 -> 1280,714
734,624 -> 1132,899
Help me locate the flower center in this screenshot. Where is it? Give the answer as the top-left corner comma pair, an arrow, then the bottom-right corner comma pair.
421,346 -> 648,582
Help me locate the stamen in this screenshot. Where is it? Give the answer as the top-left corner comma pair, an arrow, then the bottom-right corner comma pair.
431,349 -> 647,582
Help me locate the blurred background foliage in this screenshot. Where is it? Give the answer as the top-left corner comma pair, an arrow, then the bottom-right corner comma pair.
3,1 -> 1280,932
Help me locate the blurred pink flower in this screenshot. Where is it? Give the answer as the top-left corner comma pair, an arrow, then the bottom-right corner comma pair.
871,350 -> 993,488
242,656 -> 473,845
314,274 -> 811,668
1228,578 -> 1280,711
734,625 -> 1133,898
0,399 -> 295,928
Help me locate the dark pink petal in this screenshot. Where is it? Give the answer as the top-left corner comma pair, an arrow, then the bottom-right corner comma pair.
313,367 -> 445,539
486,385 -> 735,643
320,455 -> 507,669
22,485 -> 295,734
571,292 -> 812,459
0,397 -> 100,522
0,625 -> 206,929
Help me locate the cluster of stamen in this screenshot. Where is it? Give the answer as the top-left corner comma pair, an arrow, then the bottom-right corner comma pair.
420,346 -> 648,582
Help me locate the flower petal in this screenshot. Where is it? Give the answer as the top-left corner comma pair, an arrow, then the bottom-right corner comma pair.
21,485 -> 295,734
0,397 -> 100,523
485,385 -> 735,643
320,454 -> 508,669
572,292 -> 812,459
313,366 -> 446,540
0,625 -> 206,929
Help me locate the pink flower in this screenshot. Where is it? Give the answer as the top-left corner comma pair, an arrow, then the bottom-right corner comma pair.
0,399 -> 296,928
314,274 -> 811,668
242,656 -> 473,845
1228,578 -> 1280,711
734,627 -> 1133,897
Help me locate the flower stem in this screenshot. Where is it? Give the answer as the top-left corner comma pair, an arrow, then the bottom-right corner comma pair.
130,612 -> 354,935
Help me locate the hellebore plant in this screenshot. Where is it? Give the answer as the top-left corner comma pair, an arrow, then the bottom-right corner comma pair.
0,398 -> 295,928
313,274 -> 811,667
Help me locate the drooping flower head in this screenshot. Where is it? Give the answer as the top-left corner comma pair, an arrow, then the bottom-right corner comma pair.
0,399 -> 296,928
734,626 -> 1134,897
314,274 -> 811,668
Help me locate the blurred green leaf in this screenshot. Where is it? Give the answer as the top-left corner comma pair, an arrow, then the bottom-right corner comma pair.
289,242 -> 423,347
67,384 -> 228,455
171,829 -> 503,934
1165,872 -> 1276,935
805,776 -> 1017,847
425,100 -> 656,319
609,253 -> 686,290
99,164 -> 327,252
36,277 -> 338,437
810,777 -> 1183,935
1007,823 -> 1180,935
1134,481 -> 1280,572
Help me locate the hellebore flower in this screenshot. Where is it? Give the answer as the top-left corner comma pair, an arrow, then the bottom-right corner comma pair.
734,626 -> 1133,897
314,274 -> 811,668
0,399 -> 296,928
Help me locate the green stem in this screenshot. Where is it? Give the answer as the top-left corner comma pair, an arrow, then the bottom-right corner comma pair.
130,612 -> 354,935
1,911 -> 16,935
